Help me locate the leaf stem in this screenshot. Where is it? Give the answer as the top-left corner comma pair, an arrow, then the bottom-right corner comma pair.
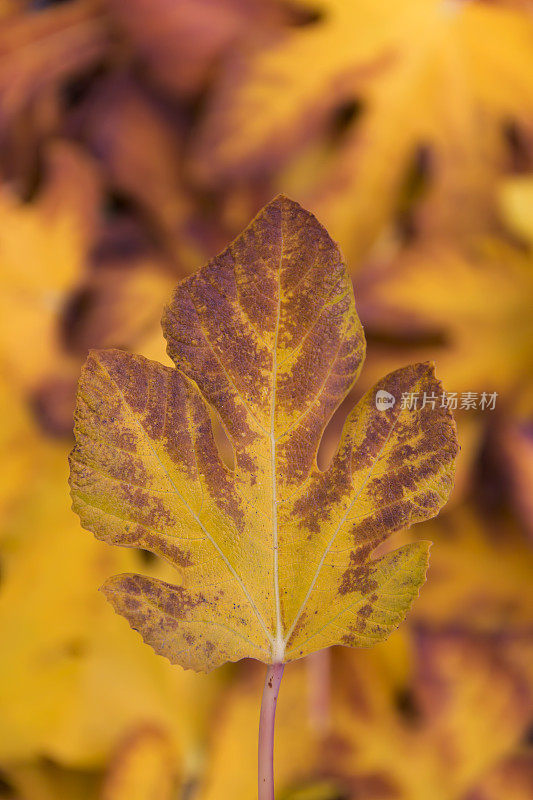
307,649 -> 331,734
258,662 -> 285,800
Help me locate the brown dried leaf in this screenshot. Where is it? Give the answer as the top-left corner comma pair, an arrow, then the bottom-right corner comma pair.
106,0 -> 291,99
0,0 -> 108,128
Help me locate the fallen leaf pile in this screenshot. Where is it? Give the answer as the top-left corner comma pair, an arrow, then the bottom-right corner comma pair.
0,1 -> 532,798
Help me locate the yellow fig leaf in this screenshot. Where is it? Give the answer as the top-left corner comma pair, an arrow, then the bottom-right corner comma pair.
500,175 -> 533,245
466,754 -> 533,800
1,761 -> 98,800
357,238 -> 533,395
307,0 -> 533,259
0,142 -> 100,390
496,388 -> 533,542
194,0 -> 533,260
331,629 -> 533,800
0,377 -> 42,531
101,727 -> 176,800
193,0 -> 420,181
69,196 -> 458,671
0,442 -> 219,768
405,506 -> 533,630
65,257 -> 175,367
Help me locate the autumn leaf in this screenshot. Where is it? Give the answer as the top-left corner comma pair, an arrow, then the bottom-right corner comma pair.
69,195 -> 458,671
355,237 -> 533,395
193,0 -> 533,260
496,408 -> 533,543
330,629 -> 533,800
305,0 -> 533,260
71,73 -> 197,267
106,0 -> 293,100
63,257 -> 175,367
100,727 -> 176,800
413,629 -> 533,789
3,1 -> 533,797
404,505 -> 533,630
0,761 -> 98,800
0,141 -> 100,391
332,628 -> 533,800
500,174 -> 533,244
192,0 -> 408,182
0,441 -> 138,763
0,442 -> 219,768
464,754 -> 533,800
0,377 -> 42,531
0,0 -> 108,131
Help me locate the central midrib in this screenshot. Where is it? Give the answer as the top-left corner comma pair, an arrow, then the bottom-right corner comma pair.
270,226 -> 284,663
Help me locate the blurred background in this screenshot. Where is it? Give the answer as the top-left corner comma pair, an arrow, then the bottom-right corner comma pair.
0,0 -> 532,798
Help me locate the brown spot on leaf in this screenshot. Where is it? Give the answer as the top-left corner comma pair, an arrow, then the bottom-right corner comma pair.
359,603 -> 373,617
339,559 -> 378,597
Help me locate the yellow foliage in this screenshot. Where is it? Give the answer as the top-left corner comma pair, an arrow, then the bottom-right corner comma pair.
0,0 -> 532,796
0,442 -> 219,774
0,143 -> 99,390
